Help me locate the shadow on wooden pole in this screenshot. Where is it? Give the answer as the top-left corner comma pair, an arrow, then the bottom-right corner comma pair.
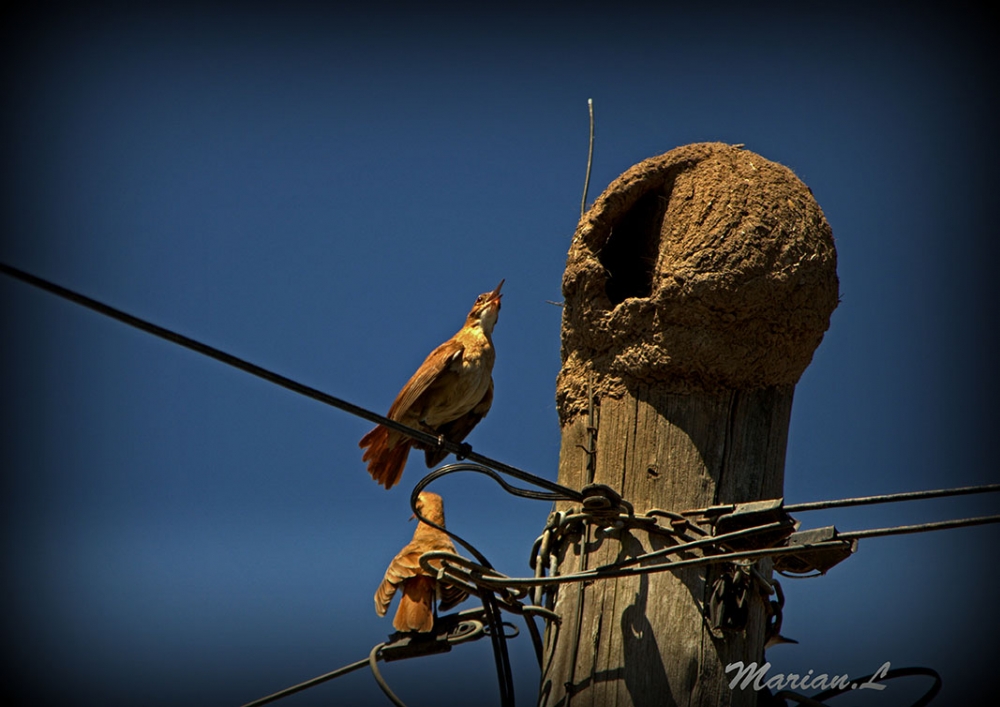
539,143 -> 839,707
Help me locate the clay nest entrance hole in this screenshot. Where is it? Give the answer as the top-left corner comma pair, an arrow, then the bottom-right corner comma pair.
557,142 -> 840,421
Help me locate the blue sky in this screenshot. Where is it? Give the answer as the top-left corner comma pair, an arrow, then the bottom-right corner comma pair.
1,4 -> 996,706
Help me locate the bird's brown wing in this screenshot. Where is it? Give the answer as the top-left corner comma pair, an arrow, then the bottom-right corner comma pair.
374,547 -> 423,617
361,339 -> 464,490
387,338 -> 466,421
422,377 -> 493,467
375,544 -> 464,632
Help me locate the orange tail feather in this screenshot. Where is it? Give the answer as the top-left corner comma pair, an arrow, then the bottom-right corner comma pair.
393,575 -> 435,633
359,425 -> 411,489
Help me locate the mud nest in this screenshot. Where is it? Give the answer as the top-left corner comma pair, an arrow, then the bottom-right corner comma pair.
557,142 -> 839,422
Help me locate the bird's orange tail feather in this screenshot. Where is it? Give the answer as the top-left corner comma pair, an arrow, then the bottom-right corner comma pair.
393,575 -> 435,633
359,425 -> 411,489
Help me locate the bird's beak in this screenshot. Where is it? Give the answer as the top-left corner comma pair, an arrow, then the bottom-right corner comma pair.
488,279 -> 504,303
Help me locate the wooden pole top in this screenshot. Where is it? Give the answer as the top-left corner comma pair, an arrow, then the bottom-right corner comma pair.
558,142 -> 839,421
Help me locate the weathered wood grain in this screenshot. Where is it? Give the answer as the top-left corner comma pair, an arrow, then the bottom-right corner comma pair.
540,387 -> 793,707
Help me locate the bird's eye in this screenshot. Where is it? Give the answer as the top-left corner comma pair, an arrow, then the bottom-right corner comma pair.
475,295 -> 485,304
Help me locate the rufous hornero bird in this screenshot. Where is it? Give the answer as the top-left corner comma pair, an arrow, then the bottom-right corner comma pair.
359,280 -> 503,490
374,491 -> 468,632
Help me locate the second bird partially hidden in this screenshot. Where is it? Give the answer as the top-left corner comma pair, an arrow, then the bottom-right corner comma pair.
359,280 -> 503,489
375,491 -> 467,632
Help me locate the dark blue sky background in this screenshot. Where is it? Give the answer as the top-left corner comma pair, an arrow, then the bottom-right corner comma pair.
2,4 -> 997,706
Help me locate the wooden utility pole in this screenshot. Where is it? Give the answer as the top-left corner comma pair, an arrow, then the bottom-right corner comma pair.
538,143 -> 839,707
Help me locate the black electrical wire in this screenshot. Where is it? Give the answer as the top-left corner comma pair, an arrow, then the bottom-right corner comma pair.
785,483 -> 1000,513
369,643 -> 407,707
408,462 -> 583,581
414,462 -> 582,505
0,261 -> 562,495
430,539 -> 851,592
839,514 -> 1000,540
239,652 -> 374,707
482,591 -> 516,707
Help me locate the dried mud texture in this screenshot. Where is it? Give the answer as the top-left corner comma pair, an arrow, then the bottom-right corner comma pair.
557,142 -> 839,423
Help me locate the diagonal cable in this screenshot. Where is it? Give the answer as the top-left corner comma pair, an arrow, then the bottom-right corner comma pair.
1,261 -> 567,495
784,483 -> 1000,512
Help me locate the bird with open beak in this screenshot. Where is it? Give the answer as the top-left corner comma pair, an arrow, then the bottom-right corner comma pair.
359,280 -> 503,489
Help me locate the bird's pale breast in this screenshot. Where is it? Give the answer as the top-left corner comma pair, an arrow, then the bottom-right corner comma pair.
414,330 -> 494,427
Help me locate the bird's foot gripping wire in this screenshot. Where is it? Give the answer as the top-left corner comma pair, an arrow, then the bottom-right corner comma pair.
430,435 -> 473,461
455,442 -> 473,461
